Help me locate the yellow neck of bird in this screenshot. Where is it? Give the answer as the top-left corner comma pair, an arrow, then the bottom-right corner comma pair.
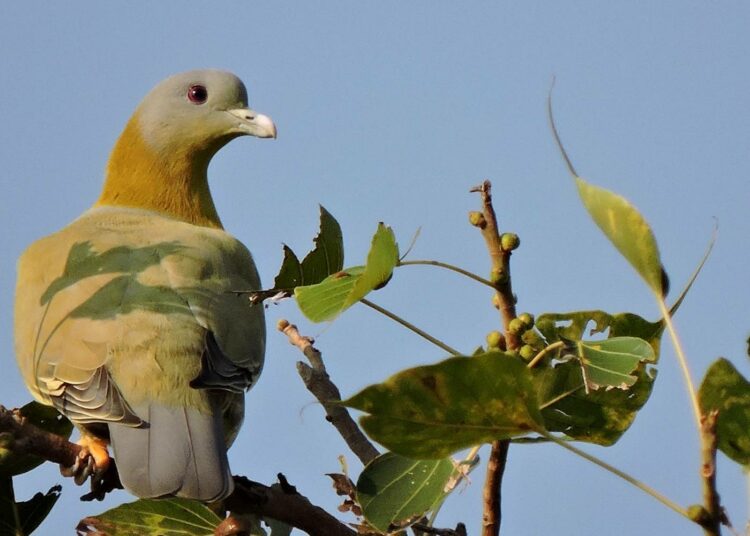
96,116 -> 223,228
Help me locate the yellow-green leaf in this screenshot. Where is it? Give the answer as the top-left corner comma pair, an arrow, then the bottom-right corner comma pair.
357,453 -> 454,532
575,177 -> 667,296
547,94 -> 667,297
344,352 -> 543,459
295,224 -> 398,322
577,337 -> 655,392
77,498 -> 222,536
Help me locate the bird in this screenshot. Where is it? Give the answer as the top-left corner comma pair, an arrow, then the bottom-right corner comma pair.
14,69 -> 275,502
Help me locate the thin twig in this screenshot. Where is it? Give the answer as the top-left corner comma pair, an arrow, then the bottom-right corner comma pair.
398,259 -> 496,289
470,180 -> 518,536
541,431 -> 691,521
359,299 -> 461,356
657,300 -> 702,436
277,319 -> 380,465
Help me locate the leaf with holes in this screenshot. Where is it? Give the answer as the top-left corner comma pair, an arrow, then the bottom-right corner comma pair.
536,310 -> 663,356
576,337 -> 656,392
533,359 -> 655,446
299,205 -> 344,285
356,453 -> 455,532
272,205 -> 344,292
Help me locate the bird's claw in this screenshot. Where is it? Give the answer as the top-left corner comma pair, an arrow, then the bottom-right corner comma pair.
60,437 -> 110,486
60,447 -> 99,485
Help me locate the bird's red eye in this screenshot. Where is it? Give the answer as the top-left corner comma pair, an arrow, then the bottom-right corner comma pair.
187,85 -> 208,104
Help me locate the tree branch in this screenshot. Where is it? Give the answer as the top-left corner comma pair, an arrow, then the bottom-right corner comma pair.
1,405 -> 358,536
698,410 -> 724,536
277,319 -> 380,465
470,180 -> 518,536
0,405 -> 81,467
469,180 -> 519,348
224,476 -> 357,536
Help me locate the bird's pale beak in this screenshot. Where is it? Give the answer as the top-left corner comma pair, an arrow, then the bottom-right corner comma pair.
226,108 -> 277,139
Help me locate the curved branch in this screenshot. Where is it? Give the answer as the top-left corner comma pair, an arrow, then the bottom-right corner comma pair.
277,320 -> 380,465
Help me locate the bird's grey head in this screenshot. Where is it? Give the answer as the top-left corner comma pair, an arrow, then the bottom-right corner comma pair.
135,69 -> 276,157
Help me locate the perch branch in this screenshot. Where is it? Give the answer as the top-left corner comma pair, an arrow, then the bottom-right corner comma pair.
1,406 -> 357,536
470,180 -> 519,536
277,319 -> 380,465
0,405 -> 81,467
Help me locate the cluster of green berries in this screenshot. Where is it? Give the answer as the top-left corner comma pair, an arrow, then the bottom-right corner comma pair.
485,312 -> 540,360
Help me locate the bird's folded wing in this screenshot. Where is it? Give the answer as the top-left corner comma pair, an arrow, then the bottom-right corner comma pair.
15,208 -> 265,425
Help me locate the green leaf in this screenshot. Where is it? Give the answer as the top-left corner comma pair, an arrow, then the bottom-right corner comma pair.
272,245 -> 303,290
576,337 -> 656,392
344,224 -> 398,307
0,481 -> 62,536
575,177 -> 667,296
533,361 -> 655,446
267,206 -> 344,298
536,310 -> 664,356
698,358 -> 750,466
547,99 -> 667,297
344,352 -> 543,459
0,402 -> 73,477
299,205 -> 344,285
295,224 -> 398,322
356,453 -> 454,532
532,312 -> 659,445
77,498 -> 222,536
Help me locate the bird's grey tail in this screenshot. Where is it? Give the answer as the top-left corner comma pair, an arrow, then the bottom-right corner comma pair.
108,403 -> 233,502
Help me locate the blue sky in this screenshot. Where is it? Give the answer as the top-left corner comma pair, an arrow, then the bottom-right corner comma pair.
1,2 -> 748,534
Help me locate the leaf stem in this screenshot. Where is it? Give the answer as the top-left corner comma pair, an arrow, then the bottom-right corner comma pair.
538,385 -> 583,410
398,260 -> 496,289
526,341 -> 565,369
657,299 -> 702,433
541,431 -> 691,522
359,299 -> 461,357
429,445 -> 482,525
